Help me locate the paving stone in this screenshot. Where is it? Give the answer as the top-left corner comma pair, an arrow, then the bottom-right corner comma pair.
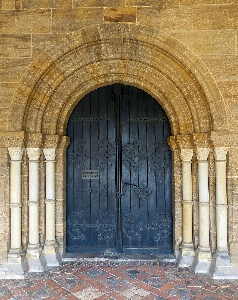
0,261 -> 238,299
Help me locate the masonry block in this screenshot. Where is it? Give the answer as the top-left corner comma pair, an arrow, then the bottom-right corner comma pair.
0,9 -> 51,34
104,7 -> 136,22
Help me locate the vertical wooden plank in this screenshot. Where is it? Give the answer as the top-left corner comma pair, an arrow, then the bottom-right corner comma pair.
121,85 -> 131,249
147,93 -> 157,248
89,89 -> 100,246
137,88 -> 149,248
106,85 -> 117,248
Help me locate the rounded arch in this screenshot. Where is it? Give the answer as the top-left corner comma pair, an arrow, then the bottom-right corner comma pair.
9,23 -> 228,135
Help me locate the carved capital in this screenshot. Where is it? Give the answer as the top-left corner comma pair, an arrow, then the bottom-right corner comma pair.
26,133 -> 42,148
176,135 -> 193,149
0,131 -> 25,148
8,147 -> 23,161
214,147 -> 228,161
197,148 -> 210,161
27,148 -> 41,161
43,148 -> 56,161
43,135 -> 59,149
193,133 -> 210,148
167,136 -> 178,151
180,149 -> 193,161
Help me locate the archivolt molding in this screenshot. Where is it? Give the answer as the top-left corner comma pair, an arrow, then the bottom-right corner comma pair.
9,23 -> 227,136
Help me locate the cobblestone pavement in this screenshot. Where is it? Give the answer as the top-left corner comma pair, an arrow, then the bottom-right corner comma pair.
0,260 -> 238,299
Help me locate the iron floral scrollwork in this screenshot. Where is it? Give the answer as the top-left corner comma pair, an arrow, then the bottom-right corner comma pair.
152,214 -> 172,245
67,210 -> 116,246
123,213 -> 144,246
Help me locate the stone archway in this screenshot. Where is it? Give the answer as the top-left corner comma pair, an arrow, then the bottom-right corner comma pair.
9,23 -> 227,135
5,23 -> 234,278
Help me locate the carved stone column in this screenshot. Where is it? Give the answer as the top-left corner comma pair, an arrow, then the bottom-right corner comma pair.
8,147 -> 26,275
210,131 -> 238,279
26,148 -> 45,272
194,148 -> 211,273
179,148 -> 195,267
43,148 -> 59,266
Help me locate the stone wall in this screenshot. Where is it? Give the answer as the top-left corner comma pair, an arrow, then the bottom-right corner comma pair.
0,0 -> 238,267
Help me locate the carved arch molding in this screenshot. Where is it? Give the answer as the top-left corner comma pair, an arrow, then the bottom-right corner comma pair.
8,23 -> 227,136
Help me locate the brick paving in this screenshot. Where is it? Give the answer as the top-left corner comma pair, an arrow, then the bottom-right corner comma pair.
0,260 -> 238,299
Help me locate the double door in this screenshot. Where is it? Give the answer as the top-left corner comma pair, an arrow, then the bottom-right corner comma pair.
66,84 -> 173,254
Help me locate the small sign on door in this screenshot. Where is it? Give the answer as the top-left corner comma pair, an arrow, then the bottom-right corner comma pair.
82,170 -> 99,179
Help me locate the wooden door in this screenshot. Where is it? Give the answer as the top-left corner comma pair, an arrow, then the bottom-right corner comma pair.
66,84 -> 173,254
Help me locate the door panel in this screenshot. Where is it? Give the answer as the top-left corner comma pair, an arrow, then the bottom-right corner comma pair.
66,84 -> 173,254
66,86 -> 117,253
120,86 -> 173,254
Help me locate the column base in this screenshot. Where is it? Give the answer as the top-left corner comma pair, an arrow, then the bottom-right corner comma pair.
27,256 -> 47,272
193,247 -> 211,274
177,243 -> 195,267
43,240 -> 61,267
0,249 -> 28,279
27,244 -> 46,272
210,251 -> 238,279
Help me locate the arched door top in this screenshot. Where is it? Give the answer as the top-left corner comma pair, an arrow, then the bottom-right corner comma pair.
9,23 -> 227,136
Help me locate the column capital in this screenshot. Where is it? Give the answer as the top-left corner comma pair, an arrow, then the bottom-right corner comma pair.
180,148 -> 193,161
0,131 -> 25,148
8,147 -> 23,161
43,135 -> 59,149
193,133 -> 210,148
26,133 -> 43,148
214,147 -> 228,161
176,134 -> 193,149
43,148 -> 56,161
197,148 -> 210,161
27,148 -> 41,161
167,136 -> 179,151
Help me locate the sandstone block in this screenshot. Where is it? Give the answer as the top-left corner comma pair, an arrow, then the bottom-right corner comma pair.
1,0 -> 15,10
171,30 -> 235,56
0,35 -> 31,58
137,6 -> 192,30
0,10 -> 51,34
0,58 -> 30,82
181,0 -> 234,5
52,8 -> 103,33
104,7 -> 136,22
22,0 -> 72,9
73,0 -> 125,7
202,56 -> 238,82
0,83 -> 16,107
126,0 -> 180,6
193,5 -> 238,30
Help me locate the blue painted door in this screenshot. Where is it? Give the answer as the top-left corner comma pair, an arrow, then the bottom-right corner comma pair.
66,84 -> 173,254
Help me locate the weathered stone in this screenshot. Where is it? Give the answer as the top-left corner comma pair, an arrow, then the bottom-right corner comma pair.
52,8 -> 104,33
74,0 -> 125,7
0,83 -> 16,108
126,0 -> 180,5
193,5 -> 238,30
0,9 -> 51,34
22,0 -> 72,9
0,35 -> 31,58
170,30 -> 236,56
104,7 -> 136,22
181,0 -> 234,4
202,56 -> 238,82
1,0 -> 15,10
137,6 -> 192,30
0,1 -> 237,279
0,58 -> 30,82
